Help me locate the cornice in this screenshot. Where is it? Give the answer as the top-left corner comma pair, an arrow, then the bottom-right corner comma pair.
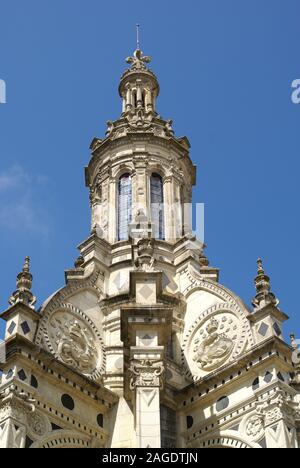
176,336 -> 294,403
1,335 -> 118,405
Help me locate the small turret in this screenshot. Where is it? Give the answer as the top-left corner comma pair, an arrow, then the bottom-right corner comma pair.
252,258 -> 278,310
9,257 -> 36,310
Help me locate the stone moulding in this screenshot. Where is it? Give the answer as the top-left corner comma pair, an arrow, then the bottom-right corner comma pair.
29,429 -> 97,449
39,269 -> 104,317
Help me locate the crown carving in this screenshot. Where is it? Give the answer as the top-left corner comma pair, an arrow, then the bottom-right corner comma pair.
206,318 -> 219,334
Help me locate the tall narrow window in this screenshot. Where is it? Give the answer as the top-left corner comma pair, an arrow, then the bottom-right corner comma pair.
151,173 -> 165,240
118,174 -> 132,241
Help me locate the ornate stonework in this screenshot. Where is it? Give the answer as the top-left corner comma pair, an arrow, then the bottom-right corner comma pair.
182,303 -> 251,380
36,303 -> 105,380
240,414 -> 265,442
192,317 -> 235,372
129,359 -> 165,389
27,411 -> 51,440
0,386 -> 35,423
0,45 -> 297,450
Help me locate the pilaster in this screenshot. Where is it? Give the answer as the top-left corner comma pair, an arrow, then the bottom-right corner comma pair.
130,341 -> 164,448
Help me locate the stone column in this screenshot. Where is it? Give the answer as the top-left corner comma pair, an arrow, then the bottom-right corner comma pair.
174,179 -> 183,240
182,187 -> 192,237
133,156 -> 148,227
136,80 -> 143,108
163,176 -> 174,243
145,88 -> 153,113
125,83 -> 132,113
130,335 -> 164,449
108,177 -> 117,244
0,386 -> 35,449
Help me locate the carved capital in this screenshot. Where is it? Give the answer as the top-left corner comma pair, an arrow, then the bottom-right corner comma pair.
0,386 -> 36,425
256,389 -> 299,427
129,359 -> 164,390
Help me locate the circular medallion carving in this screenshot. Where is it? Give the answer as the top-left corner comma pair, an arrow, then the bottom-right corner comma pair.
27,411 -> 51,440
245,416 -> 264,440
240,413 -> 265,442
50,313 -> 98,374
182,303 -> 251,380
36,303 -> 105,381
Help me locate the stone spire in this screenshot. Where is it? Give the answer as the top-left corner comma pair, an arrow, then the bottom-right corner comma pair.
9,257 -> 36,309
252,258 -> 279,310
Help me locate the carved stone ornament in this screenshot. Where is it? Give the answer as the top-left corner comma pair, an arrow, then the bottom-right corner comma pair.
27,410 -> 52,440
0,386 -> 36,426
126,49 -> 151,71
129,359 -> 164,389
192,317 -> 234,372
256,389 -> 299,427
240,414 -> 265,442
182,303 -> 251,380
37,303 -> 105,381
135,238 -> 155,272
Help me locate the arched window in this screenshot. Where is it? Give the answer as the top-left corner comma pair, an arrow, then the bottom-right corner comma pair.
151,173 -> 165,240
118,174 -> 132,241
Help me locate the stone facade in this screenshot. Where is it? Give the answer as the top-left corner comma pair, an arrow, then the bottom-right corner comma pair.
1,46 -> 299,449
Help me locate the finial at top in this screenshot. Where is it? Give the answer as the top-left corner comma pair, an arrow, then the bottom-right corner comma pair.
257,258 -> 264,274
252,257 -> 279,310
23,256 -> 30,273
126,49 -> 151,71
9,256 -> 36,309
126,25 -> 151,71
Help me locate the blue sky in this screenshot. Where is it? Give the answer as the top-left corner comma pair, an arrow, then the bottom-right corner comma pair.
0,0 -> 299,341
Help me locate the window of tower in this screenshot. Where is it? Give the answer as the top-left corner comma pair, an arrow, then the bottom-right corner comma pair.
118,173 -> 132,241
151,173 -> 165,240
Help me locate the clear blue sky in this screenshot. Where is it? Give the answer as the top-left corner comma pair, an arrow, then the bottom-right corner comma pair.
0,0 -> 299,341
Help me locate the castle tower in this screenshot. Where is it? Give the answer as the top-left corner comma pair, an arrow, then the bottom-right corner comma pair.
0,45 -> 299,449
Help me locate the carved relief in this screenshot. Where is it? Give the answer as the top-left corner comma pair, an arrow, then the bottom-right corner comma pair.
256,389 -> 299,427
0,386 -> 35,425
135,238 -> 155,272
37,303 -> 105,381
182,303 -> 250,380
54,318 -> 97,374
27,411 -> 51,440
0,386 -> 41,448
130,359 -> 164,389
242,415 -> 265,442
193,318 -> 234,372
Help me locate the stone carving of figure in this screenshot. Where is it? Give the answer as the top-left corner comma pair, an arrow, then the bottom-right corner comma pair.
106,120 -> 115,137
193,318 -> 234,371
165,119 -> 175,137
